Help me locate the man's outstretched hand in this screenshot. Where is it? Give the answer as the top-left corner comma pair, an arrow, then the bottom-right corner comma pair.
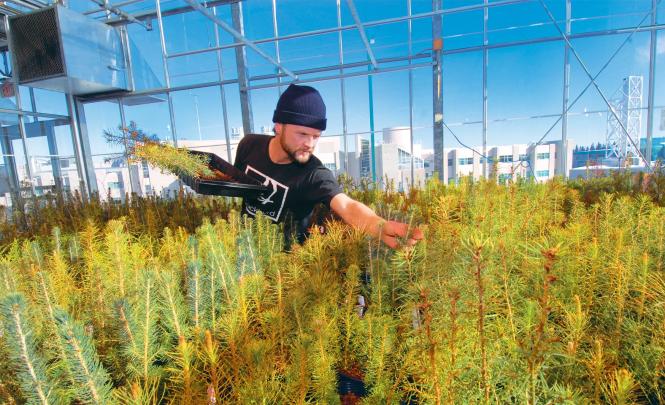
379,220 -> 424,249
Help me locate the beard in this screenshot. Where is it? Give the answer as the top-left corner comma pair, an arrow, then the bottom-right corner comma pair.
279,133 -> 312,165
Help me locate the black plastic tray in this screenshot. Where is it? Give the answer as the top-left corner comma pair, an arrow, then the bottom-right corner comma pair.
180,150 -> 269,199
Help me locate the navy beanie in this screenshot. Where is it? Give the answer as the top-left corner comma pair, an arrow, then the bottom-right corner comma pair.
272,84 -> 327,131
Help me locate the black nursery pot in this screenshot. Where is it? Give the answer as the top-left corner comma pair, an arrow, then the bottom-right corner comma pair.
179,150 -> 269,198
337,369 -> 367,404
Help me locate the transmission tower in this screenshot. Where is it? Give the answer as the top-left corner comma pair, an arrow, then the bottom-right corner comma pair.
606,76 -> 643,164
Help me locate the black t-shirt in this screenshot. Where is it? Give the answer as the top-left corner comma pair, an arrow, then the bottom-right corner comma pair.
233,134 -> 343,228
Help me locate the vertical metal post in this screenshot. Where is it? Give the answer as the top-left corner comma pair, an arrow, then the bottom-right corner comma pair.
337,0 -> 349,173
645,0 -> 657,164
212,6 -> 233,161
408,0 -> 415,185
432,0 -> 444,180
232,1 -> 254,134
368,66 -> 376,183
271,0 -> 283,97
67,95 -> 96,197
482,0 -> 488,178
13,82 -> 36,197
155,0 -> 178,146
118,98 -> 136,196
561,0 -> 571,178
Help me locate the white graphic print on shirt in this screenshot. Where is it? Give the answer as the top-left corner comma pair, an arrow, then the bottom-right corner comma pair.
244,165 -> 289,222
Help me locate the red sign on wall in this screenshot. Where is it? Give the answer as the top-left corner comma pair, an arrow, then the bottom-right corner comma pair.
1,81 -> 15,98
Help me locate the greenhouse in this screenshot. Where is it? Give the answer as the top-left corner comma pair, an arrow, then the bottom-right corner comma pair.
0,0 -> 665,403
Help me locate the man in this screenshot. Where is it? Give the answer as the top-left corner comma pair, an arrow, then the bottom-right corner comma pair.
233,84 -> 423,249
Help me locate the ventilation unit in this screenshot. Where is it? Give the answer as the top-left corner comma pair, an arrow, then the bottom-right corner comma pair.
9,5 -> 129,95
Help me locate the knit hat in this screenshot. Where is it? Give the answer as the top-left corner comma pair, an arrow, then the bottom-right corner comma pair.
272,84 -> 327,131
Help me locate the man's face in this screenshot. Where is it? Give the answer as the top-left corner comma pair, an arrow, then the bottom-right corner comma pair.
275,123 -> 321,164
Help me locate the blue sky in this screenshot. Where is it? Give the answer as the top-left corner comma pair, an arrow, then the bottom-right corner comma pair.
66,0 -> 665,159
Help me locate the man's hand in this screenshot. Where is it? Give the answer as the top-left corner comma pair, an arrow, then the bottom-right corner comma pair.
330,193 -> 424,249
378,220 -> 424,249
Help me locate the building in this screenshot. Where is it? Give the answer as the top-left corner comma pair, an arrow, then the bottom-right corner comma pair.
442,140 -> 574,184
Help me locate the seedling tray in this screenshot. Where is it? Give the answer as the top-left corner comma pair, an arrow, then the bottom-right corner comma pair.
180,150 -> 269,199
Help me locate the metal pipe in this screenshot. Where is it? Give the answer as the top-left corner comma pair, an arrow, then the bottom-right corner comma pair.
337,0 -> 349,173
561,0 -> 571,178
83,0 -> 145,15
182,0 -> 298,80
482,0 -> 488,178
345,0 -> 378,68
645,0 -> 657,164
271,0 -> 283,95
87,0 -> 149,29
155,0 -> 171,88
408,0 -> 415,184
432,0 -> 444,181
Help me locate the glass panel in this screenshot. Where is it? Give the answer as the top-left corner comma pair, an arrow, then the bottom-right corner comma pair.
412,0 -> 432,14
412,18 -> 432,57
122,94 -> 176,197
242,1 -> 275,40
342,29 -> 373,65
488,0 -> 564,44
488,41 -> 564,136
443,9 -> 483,50
213,5 -> 236,46
568,32 -> 651,125
372,70 -> 410,145
308,80 -> 343,137
81,101 -> 130,201
277,0 -> 337,36
224,83 -> 244,164
171,86 -> 226,143
122,93 -> 172,142
23,117 -> 80,196
315,135 -> 344,177
246,42 -> 279,79
279,33 -> 340,72
343,75 -> 371,136
163,10 -> 217,55
249,87 -> 280,134
443,51 -> 482,124
340,0 -> 407,25
167,53 -> 220,87
31,88 -> 67,116
128,22 -> 166,90
365,22 -> 409,61
571,0 -> 652,34
0,114 -> 23,206
443,123 -> 483,182
344,133 -> 373,182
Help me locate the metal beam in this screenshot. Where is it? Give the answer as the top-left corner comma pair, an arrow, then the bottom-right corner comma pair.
337,0 -> 349,173
561,0 -> 571,178
182,0 -> 297,80
212,6 -> 232,162
645,0 -> 657,164
345,0 -> 378,69
67,94 -> 96,197
231,1 -> 253,134
103,0 -> 236,26
433,0 -> 444,181
247,61 -> 434,91
482,0 -> 488,178
88,0 -> 149,29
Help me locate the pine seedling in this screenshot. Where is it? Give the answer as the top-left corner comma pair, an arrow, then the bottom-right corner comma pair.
54,309 -> 114,404
0,293 -> 58,404
156,268 -> 188,339
104,121 -> 215,179
117,269 -> 163,382
165,335 -> 202,403
603,369 -> 639,405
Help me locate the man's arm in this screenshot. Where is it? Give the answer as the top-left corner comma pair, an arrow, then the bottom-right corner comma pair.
329,193 -> 423,249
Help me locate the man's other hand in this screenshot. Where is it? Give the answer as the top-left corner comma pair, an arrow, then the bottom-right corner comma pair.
379,220 -> 424,249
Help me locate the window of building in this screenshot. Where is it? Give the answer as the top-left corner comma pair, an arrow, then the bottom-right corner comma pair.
537,152 -> 550,160
498,173 -> 512,184
447,158 -> 453,166
499,155 -> 513,163
458,157 -> 473,165
536,170 -> 550,177
518,154 -> 528,161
